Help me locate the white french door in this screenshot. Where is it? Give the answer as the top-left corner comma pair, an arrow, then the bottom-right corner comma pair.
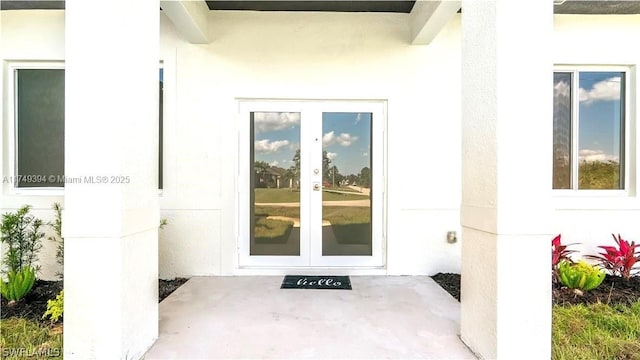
238,100 -> 385,267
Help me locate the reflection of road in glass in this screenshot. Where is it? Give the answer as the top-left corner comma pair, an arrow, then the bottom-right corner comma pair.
252,193 -> 372,257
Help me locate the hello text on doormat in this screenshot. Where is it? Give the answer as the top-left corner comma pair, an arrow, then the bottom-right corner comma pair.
281,275 -> 352,290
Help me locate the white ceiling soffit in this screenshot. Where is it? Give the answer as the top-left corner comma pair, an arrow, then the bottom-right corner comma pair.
410,0 -> 461,45
161,0 -> 210,44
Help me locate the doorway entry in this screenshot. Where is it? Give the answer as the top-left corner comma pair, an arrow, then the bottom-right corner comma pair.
238,100 -> 385,267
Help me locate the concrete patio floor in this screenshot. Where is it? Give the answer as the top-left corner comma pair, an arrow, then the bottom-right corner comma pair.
144,276 -> 477,360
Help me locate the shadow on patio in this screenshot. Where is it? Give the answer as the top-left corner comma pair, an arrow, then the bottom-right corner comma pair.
144,276 -> 476,359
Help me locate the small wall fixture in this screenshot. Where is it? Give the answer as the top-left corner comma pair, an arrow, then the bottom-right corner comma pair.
446,231 -> 457,244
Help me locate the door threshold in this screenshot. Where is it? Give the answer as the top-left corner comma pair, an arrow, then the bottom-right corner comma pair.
233,267 -> 387,276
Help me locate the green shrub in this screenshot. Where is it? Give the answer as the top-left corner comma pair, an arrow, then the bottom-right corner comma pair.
47,202 -> 64,279
557,260 -> 606,292
1,205 -> 45,274
42,290 -> 64,323
0,267 -> 36,302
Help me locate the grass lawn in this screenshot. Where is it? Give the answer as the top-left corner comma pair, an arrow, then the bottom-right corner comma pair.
254,206 -> 369,226
254,188 -> 368,203
0,318 -> 63,359
254,206 -> 371,244
254,216 -> 293,243
552,300 -> 640,360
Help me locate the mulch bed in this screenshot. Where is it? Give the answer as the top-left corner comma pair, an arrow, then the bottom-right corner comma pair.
0,280 -> 63,325
1,278 -> 189,325
432,272 -> 640,306
159,277 -> 189,302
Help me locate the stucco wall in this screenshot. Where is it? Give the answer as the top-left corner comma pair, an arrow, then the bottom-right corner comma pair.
0,10 -> 65,280
552,15 -> 640,260
1,10 -> 639,279
158,10 -> 463,276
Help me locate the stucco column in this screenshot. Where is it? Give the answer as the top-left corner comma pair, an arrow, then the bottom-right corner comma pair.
460,1 -> 553,358
63,1 -> 159,359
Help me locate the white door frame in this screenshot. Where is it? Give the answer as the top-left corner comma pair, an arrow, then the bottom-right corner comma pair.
237,99 -> 386,268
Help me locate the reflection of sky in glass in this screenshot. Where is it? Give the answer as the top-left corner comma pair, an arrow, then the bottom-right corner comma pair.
254,112 -> 300,169
578,72 -> 623,163
253,112 -> 371,176
323,113 -> 371,176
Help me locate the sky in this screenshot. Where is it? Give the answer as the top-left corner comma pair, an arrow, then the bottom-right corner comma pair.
554,71 -> 623,163
253,112 -> 371,176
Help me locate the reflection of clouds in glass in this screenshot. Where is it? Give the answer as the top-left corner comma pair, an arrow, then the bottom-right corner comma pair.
362,152 -> 368,157
269,160 -> 280,167
355,113 -> 362,124
254,112 -> 300,133
323,131 -> 358,147
579,77 -> 620,104
554,80 -> 570,99
326,152 -> 337,160
579,149 -> 619,163
255,139 -> 290,153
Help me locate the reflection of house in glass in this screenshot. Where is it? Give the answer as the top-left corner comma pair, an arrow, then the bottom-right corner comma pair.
553,73 -> 572,189
255,166 -> 287,188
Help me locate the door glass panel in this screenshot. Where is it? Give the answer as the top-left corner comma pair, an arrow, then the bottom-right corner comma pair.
321,112 -> 372,256
250,112 -> 301,255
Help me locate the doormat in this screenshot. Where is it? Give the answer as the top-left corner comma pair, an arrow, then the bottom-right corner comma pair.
281,275 -> 352,290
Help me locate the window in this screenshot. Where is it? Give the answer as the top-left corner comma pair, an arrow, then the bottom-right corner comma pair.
15,69 -> 65,187
12,66 -> 164,189
553,69 -> 627,190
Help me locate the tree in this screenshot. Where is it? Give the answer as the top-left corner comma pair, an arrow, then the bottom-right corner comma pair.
322,151 -> 332,183
254,161 -> 270,188
346,174 -> 358,185
254,160 -> 269,174
284,149 -> 301,189
359,167 -> 371,187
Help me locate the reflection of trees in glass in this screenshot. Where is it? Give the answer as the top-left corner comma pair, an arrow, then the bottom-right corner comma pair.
578,161 -> 621,190
254,161 -> 270,188
281,149 -> 372,188
359,167 -> 371,187
284,149 -> 300,189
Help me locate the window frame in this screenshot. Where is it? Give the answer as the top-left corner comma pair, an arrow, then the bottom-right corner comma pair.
159,63 -> 164,192
7,61 -> 66,195
553,65 -> 634,197
6,61 -> 166,195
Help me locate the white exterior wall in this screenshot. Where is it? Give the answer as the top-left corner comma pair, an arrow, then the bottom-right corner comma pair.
0,11 -> 65,280
551,15 -> 640,260
1,10 -> 639,279
158,10 -> 464,277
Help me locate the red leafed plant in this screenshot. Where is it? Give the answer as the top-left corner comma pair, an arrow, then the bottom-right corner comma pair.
586,234 -> 640,281
552,234 -> 577,267
552,234 -> 577,282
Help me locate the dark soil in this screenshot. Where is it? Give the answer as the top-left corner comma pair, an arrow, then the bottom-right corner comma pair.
0,280 -> 63,324
1,278 -> 189,324
431,273 -> 461,301
552,275 -> 640,306
431,272 -> 640,306
159,277 -> 189,302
